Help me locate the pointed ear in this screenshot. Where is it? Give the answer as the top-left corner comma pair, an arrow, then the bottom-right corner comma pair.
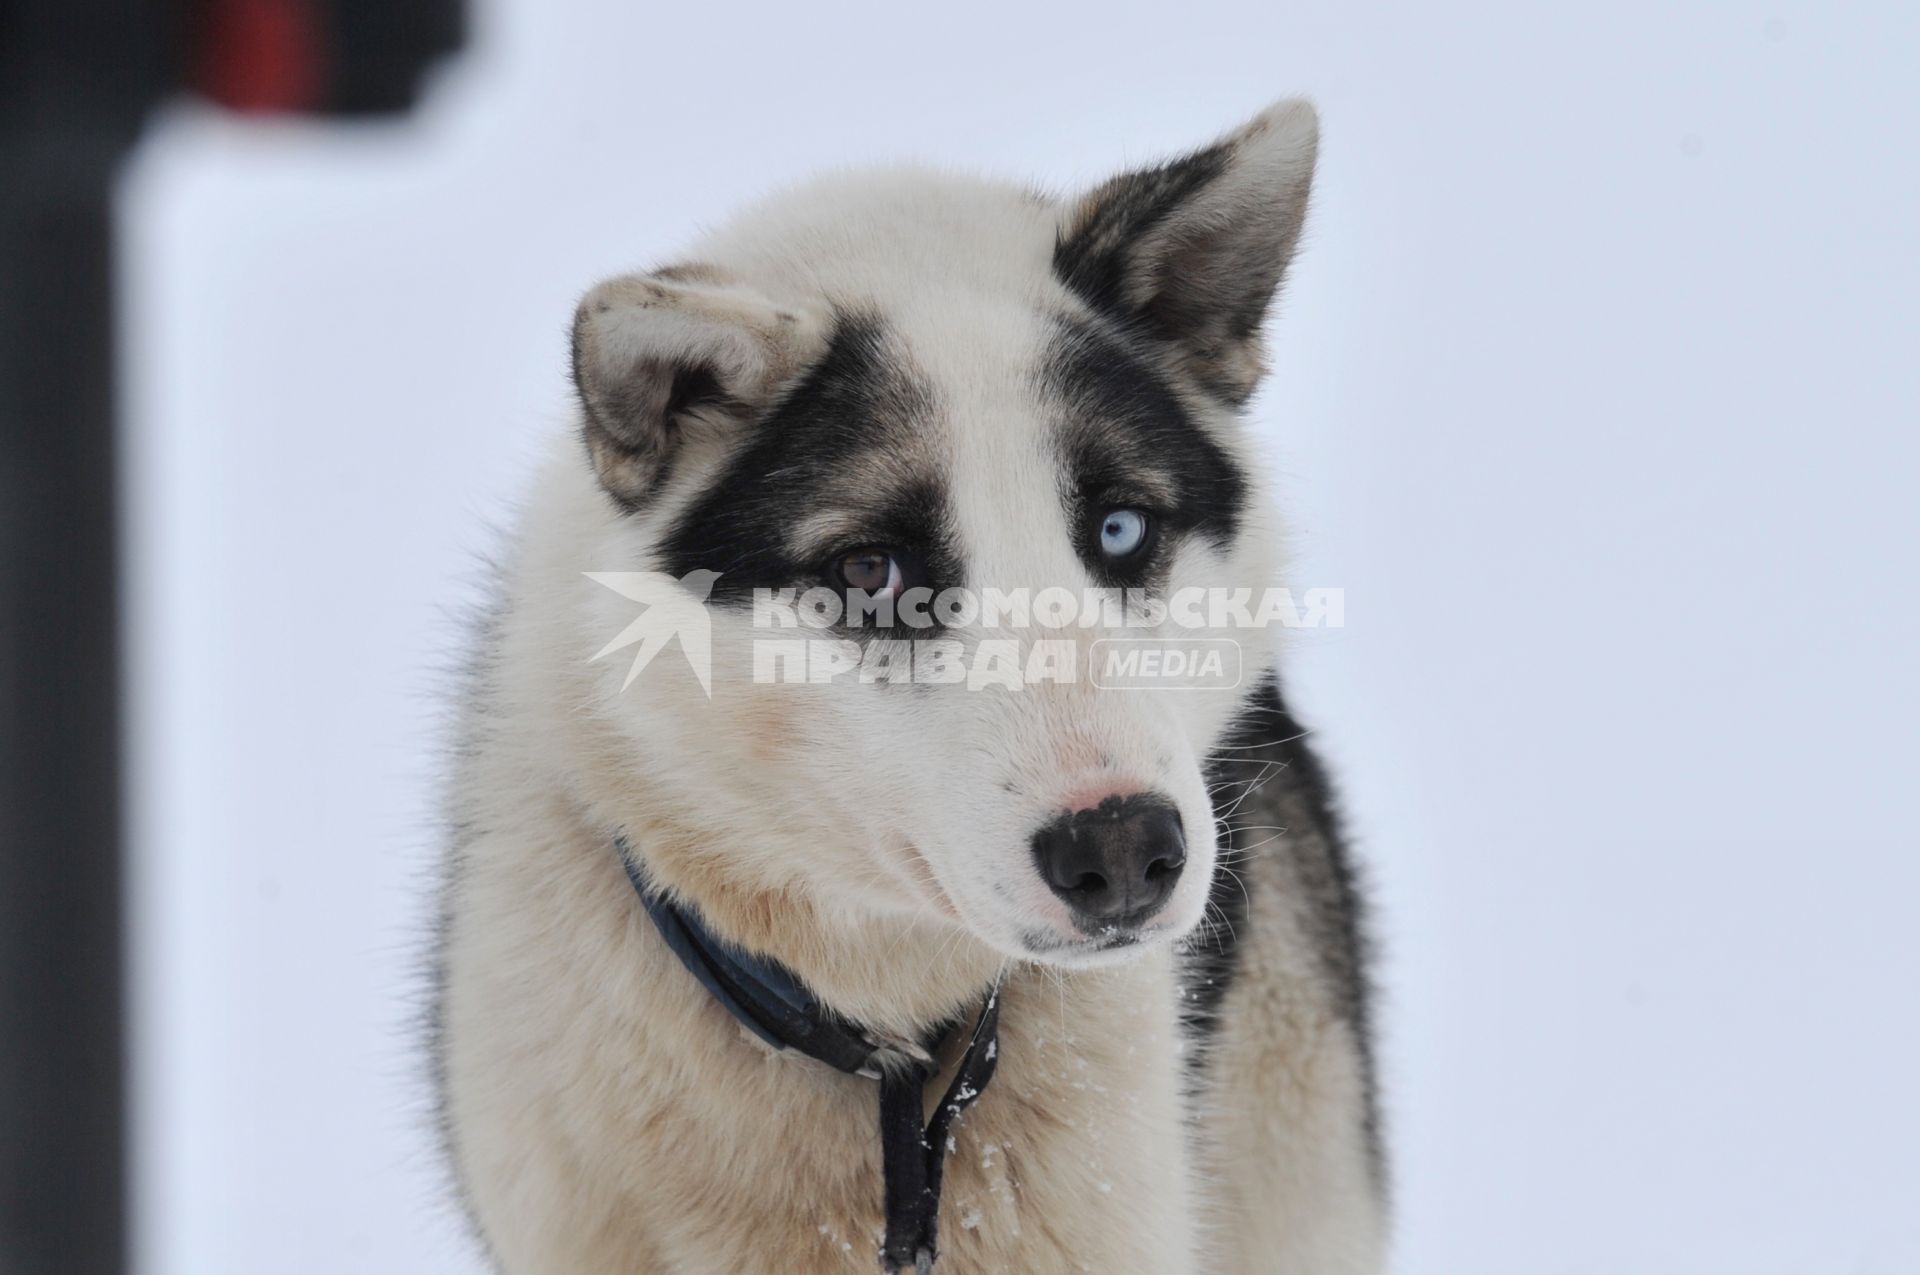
571,268 -> 829,507
1054,98 -> 1319,403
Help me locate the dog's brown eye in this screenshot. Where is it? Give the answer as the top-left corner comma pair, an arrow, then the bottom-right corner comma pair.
836,549 -> 903,595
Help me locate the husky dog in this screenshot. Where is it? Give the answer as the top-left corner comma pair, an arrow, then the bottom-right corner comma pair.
436,99 -> 1384,1274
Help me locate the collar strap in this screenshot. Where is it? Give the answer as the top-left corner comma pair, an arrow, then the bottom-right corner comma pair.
615,836 -> 1001,1274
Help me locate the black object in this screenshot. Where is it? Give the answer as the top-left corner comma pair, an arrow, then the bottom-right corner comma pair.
1030,792 -> 1187,926
616,837 -> 1003,1275
875,1005 -> 1001,1275
0,3 -> 460,1271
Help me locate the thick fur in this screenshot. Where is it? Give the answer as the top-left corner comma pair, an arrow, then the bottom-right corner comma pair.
437,100 -> 1385,1273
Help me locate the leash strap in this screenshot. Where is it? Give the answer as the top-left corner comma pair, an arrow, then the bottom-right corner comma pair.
879,985 -> 1001,1275
615,836 -> 1002,1272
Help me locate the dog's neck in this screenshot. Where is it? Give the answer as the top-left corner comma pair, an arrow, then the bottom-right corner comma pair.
567,777 -> 1003,1041
629,819 -> 1002,1039
534,635 -> 1006,1038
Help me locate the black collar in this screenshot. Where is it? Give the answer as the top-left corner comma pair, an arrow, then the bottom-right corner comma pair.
615,836 -> 1002,1275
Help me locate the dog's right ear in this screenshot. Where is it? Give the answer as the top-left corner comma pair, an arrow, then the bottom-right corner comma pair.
571,270 -> 829,507
1055,99 -> 1319,405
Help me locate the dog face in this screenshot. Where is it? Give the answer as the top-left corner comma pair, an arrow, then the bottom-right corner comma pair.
569,102 -> 1317,969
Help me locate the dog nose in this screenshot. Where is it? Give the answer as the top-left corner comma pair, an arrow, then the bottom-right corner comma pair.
1030,795 -> 1186,928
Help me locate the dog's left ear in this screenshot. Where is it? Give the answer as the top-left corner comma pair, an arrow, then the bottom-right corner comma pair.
1055,98 -> 1319,403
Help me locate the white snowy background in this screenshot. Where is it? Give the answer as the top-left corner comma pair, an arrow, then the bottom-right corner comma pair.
120,1 -> 1920,1271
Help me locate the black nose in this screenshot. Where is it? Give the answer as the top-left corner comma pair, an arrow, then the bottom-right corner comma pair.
1031,794 -> 1186,929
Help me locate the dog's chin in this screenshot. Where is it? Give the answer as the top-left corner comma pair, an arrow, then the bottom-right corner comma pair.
1012,924 -> 1181,970
1008,870 -> 1216,970
928,852 -> 1215,971
936,906 -> 1174,971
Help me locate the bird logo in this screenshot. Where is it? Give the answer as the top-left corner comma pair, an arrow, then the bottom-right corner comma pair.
584,569 -> 723,697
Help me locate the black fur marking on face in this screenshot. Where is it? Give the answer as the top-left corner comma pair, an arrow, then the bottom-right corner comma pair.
1042,314 -> 1246,579
1185,675 -> 1385,1187
658,313 -> 960,610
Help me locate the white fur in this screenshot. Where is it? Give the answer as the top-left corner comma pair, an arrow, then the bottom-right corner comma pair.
438,99 -> 1386,1273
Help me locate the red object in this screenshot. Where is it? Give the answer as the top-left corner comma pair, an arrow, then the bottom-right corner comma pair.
193,0 -> 327,113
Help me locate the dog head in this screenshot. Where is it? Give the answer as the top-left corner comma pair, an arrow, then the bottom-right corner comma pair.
566,101 -> 1317,969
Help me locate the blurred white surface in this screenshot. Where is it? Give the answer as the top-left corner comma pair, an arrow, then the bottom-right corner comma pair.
120,1 -> 1920,1271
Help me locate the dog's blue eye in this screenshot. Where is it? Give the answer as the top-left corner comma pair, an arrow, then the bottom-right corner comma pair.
1097,509 -> 1150,559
